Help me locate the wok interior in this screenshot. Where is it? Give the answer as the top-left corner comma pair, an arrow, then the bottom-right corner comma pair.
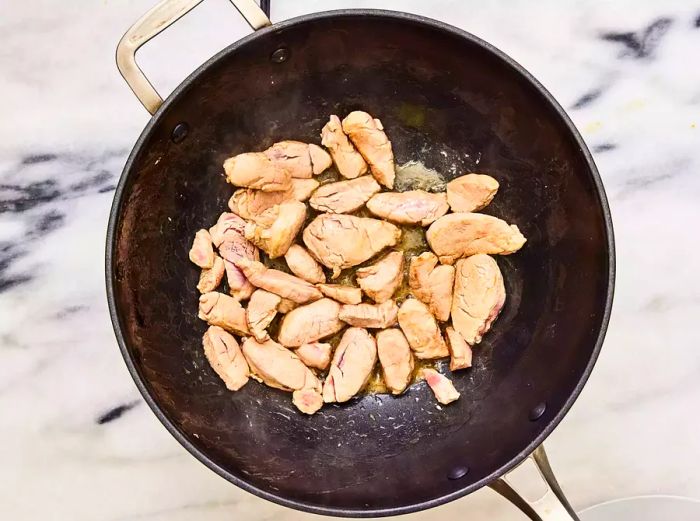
111,13 -> 611,514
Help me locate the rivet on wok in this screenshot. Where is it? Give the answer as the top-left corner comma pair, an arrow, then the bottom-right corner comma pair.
447,466 -> 469,480
271,47 -> 289,63
529,402 -> 547,421
171,122 -> 189,143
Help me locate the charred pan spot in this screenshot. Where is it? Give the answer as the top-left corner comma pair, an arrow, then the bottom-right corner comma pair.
21,153 -> 58,165
592,143 -> 617,153
96,400 -> 139,425
600,17 -> 673,59
571,88 -> 602,110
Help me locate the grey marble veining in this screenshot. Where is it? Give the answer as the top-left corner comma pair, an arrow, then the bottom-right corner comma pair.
1,0 -> 699,519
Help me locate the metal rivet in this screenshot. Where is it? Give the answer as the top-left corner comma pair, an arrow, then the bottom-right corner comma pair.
448,466 -> 469,480
270,47 -> 289,63
171,122 -> 189,143
529,402 -> 547,421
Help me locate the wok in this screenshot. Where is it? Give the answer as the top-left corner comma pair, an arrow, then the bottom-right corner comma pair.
107,0 -> 615,518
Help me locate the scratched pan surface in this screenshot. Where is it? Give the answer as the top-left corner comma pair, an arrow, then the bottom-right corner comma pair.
106,11 -> 614,518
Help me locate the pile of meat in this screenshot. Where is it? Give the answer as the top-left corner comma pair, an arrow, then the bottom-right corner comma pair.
188,111 -> 526,415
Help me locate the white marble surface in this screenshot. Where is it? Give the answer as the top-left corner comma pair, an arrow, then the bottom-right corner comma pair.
1,0 -> 699,519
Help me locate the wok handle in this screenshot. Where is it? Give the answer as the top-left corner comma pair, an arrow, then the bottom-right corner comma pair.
490,445 -> 580,521
116,0 -> 271,115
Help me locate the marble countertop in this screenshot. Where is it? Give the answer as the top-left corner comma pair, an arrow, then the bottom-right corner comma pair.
1,0 -> 699,519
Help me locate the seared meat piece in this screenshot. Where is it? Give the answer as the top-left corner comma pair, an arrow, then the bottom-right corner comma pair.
277,298 -> 343,347
228,179 -> 318,222
197,255 -> 225,293
309,175 -> 380,214
338,300 -> 398,329
446,174 -> 499,212
309,144 -> 333,175
422,368 -> 460,405
264,140 -> 332,179
209,212 -> 258,301
366,190 -> 448,226
323,327 -> 377,403
284,244 -> 326,284
321,115 -> 368,179
246,289 -> 281,342
277,298 -> 298,314
397,299 -> 448,359
202,326 -> 249,391
445,326 -> 472,371
303,214 -> 401,278
408,252 -> 437,303
223,152 -> 291,192
235,258 -> 323,304
376,328 -> 414,395
189,229 -> 215,268
355,251 -> 404,303
244,200 -> 306,258
342,111 -> 395,188
426,213 -> 526,264
408,252 -> 455,321
292,387 -> 324,415
294,342 -> 332,370
451,254 -> 505,345
317,284 -> 362,305
241,337 -> 311,390
198,292 -> 250,335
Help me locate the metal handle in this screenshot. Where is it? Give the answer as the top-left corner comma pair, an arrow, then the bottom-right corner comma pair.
490,445 -> 580,521
116,0 -> 271,115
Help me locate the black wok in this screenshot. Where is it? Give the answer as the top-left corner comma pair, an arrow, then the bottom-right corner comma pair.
107,1 -> 614,518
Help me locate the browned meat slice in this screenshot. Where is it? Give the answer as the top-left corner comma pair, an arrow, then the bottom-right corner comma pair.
294,342 -> 332,370
422,368 -> 460,405
342,111 -> 395,188
197,255 -> 225,293
366,190 -> 448,226
445,326 -> 472,371
408,253 -> 454,321
228,179 -> 319,222
198,292 -> 250,335
263,141 -> 333,179
235,258 -> 323,304
303,214 -> 401,278
309,176 -> 380,214
246,289 -> 281,342
240,337 -> 322,414
451,254 -> 505,345
338,300 -> 398,329
309,144 -> 333,175
321,115 -> 368,179
323,327 -> 377,403
426,213 -> 526,264
317,284 -> 362,305
189,229 -> 215,268
223,152 -> 291,192
202,326 -> 249,391
284,244 -> 326,284
446,174 -> 499,212
277,298 -> 298,314
209,212 -> 258,300
244,200 -> 306,258
355,251 -> 404,303
277,298 -> 343,347
376,328 -> 414,395
397,299 -> 448,359
408,252 -> 437,302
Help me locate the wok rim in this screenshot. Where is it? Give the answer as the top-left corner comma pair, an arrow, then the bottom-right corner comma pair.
105,8 -> 616,518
